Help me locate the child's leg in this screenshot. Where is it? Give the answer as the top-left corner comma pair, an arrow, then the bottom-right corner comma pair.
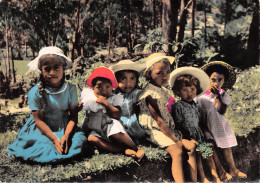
197,155 -> 210,183
223,148 -> 247,178
88,136 -> 124,153
166,144 -> 184,183
204,156 -> 221,182
109,133 -> 145,161
182,140 -> 197,182
212,148 -> 232,181
109,133 -> 137,150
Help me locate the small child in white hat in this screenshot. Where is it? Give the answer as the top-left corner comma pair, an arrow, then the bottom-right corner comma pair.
169,67 -> 219,182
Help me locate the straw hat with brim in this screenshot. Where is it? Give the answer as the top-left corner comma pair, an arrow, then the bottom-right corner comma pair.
27,46 -> 72,72
109,60 -> 145,73
144,53 -> 175,74
169,67 -> 210,97
87,67 -> 118,89
201,61 -> 236,90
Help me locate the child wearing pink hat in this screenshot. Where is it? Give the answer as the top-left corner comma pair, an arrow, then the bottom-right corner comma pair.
80,67 -> 144,161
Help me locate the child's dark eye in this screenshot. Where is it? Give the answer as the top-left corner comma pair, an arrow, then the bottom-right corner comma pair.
131,77 -> 135,80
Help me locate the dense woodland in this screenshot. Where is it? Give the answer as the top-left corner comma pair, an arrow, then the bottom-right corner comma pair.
0,0 -> 259,89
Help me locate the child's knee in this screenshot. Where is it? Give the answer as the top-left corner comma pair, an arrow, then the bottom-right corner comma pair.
167,144 -> 183,157
88,136 -> 100,144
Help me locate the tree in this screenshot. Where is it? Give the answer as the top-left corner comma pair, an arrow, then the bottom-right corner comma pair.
162,0 -> 180,55
245,0 -> 259,66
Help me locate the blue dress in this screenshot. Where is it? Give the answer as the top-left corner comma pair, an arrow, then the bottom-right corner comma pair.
118,88 -> 145,140
7,82 -> 87,163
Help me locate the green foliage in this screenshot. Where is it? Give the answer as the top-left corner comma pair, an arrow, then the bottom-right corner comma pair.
226,66 -> 260,136
196,142 -> 213,159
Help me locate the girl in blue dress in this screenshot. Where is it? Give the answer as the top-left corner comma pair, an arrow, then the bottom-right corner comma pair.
7,46 -> 87,163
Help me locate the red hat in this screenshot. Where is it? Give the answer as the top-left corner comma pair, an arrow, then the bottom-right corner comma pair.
86,67 -> 118,89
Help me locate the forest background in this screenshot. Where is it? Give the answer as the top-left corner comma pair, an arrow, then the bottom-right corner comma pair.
0,0 -> 259,182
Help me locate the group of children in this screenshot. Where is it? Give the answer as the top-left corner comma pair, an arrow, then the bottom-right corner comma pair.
8,46 -> 247,182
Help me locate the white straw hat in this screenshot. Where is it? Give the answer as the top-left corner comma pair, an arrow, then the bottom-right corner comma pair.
109,60 -> 145,73
144,52 -> 175,73
27,46 -> 72,71
169,67 -> 210,96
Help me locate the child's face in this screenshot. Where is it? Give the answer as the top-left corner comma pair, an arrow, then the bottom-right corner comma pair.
93,80 -> 113,98
118,71 -> 137,93
209,72 -> 225,89
41,60 -> 64,87
178,85 -> 197,103
150,62 -> 170,87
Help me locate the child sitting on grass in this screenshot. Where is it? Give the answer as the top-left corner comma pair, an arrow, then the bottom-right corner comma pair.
170,67 -> 220,182
80,67 -> 144,162
195,61 -> 247,181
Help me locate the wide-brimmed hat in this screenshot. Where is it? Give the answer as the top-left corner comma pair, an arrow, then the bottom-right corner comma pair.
201,61 -> 236,90
27,46 -> 72,71
109,60 -> 145,73
169,67 -> 210,96
87,67 -> 118,89
144,53 -> 175,73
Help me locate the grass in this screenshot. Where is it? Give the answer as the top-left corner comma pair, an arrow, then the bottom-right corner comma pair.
0,60 -> 30,77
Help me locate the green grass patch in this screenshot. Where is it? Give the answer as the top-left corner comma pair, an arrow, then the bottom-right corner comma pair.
0,60 -> 30,77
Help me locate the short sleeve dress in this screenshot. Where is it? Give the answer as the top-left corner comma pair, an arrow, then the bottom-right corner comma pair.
81,88 -> 130,141
171,100 -> 205,143
194,89 -> 237,148
7,82 -> 87,163
117,88 -> 145,140
138,83 -> 182,148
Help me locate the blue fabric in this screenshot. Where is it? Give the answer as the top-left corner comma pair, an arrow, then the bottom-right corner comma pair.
8,82 -> 87,163
118,89 -> 145,140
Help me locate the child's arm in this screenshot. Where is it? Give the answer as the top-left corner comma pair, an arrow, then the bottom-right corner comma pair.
145,95 -> 182,147
96,95 -> 121,119
32,110 -> 63,154
210,86 -> 228,114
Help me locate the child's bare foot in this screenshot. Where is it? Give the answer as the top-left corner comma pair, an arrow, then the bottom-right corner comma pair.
136,147 -> 145,162
125,149 -> 136,157
212,177 -> 222,183
219,169 -> 232,182
230,169 -> 247,178
202,177 -> 210,183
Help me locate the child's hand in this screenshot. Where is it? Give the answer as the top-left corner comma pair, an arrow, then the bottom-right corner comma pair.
209,86 -> 219,96
54,138 -> 63,154
96,95 -> 109,106
182,139 -> 196,151
60,134 -> 69,154
176,140 -> 184,149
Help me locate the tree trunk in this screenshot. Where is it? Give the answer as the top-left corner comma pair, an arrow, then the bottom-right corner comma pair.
203,0 -> 207,39
178,0 -> 191,42
158,0 -> 163,28
245,0 -> 259,66
225,0 -> 231,29
25,42 -> 28,57
107,11 -> 111,56
152,0 -> 156,29
191,0 -> 195,36
11,47 -> 16,83
1,51 -> 8,81
162,0 -> 179,55
5,25 -> 11,81
17,38 -> 22,60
